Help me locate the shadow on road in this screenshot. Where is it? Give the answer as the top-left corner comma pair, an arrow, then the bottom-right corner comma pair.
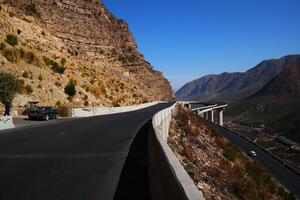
113,121 -> 152,200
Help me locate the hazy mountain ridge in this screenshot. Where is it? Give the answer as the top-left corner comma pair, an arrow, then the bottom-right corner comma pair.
0,0 -> 174,113
176,55 -> 300,102
228,62 -> 300,142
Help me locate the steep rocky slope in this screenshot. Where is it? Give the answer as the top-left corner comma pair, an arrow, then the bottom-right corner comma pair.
176,55 -> 300,102
0,0 -> 174,113
168,105 -> 293,199
228,63 -> 300,142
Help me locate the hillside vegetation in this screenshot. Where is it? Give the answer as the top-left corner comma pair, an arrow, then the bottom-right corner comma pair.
168,105 -> 295,200
0,0 -> 174,114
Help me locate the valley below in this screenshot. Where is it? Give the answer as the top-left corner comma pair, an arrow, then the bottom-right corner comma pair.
224,119 -> 300,172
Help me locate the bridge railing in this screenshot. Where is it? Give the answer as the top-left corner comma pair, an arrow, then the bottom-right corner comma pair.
150,102 -> 205,200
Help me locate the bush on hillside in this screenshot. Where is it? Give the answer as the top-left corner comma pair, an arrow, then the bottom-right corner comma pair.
25,84 -> 33,94
22,71 -> 30,79
0,42 -> 6,50
64,79 -> 76,97
25,3 -> 39,16
55,102 -> 69,117
19,48 -> 25,58
43,57 -> 65,74
0,72 -> 20,115
23,51 -> 35,64
5,34 -> 18,46
2,49 -> 17,62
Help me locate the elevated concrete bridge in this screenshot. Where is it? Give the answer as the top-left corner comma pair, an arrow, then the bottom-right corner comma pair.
181,101 -> 228,126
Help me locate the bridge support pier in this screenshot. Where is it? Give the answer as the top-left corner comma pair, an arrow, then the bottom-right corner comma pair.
210,110 -> 214,123
218,109 -> 223,126
204,112 -> 209,120
187,102 -> 227,126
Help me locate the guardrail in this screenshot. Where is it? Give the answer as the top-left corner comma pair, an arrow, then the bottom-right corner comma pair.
0,116 -> 15,131
149,102 -> 205,200
69,102 -> 164,117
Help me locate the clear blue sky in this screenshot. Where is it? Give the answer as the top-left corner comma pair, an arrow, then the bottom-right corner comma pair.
103,0 -> 300,91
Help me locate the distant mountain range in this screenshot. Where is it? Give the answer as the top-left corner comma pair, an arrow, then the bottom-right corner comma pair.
176,54 -> 300,142
176,55 -> 300,102
228,62 -> 300,142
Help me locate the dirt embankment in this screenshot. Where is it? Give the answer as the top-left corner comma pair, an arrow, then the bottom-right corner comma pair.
168,105 -> 295,200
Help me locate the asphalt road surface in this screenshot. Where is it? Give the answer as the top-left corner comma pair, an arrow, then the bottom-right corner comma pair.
0,103 -> 171,200
13,116 -> 67,128
201,119 -> 300,198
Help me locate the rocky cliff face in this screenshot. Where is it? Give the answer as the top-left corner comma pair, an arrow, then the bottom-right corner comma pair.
176,55 -> 300,102
0,0 -> 174,112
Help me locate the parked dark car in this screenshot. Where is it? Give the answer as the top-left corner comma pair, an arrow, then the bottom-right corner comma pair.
28,106 -> 58,120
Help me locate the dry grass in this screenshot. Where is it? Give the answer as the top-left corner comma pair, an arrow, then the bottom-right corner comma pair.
168,105 -> 295,200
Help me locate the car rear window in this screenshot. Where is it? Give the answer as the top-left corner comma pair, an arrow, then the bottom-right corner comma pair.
31,107 -> 47,111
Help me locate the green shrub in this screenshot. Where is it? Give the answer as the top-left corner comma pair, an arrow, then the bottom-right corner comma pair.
64,79 -> 76,97
43,56 -> 51,66
51,64 -> 65,74
25,84 -> 33,94
83,94 -> 88,101
2,49 -> 16,62
16,79 -> 25,93
0,72 -> 20,115
38,74 -> 43,81
223,142 -> 239,161
43,57 -> 65,74
209,128 -> 220,137
5,34 -> 18,46
276,187 -> 295,200
0,42 -> 6,50
23,51 -> 35,64
25,3 -> 39,16
22,71 -> 29,78
9,11 -> 14,17
113,102 -> 120,107
55,82 -> 61,87
55,103 -> 69,117
19,48 -> 25,58
55,101 -> 61,107
60,58 -> 66,66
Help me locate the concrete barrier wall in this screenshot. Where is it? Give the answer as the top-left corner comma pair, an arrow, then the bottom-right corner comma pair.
69,102 -> 163,117
150,103 -> 205,200
0,116 -> 15,131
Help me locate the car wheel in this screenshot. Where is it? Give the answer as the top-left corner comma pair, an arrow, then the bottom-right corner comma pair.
45,115 -> 49,121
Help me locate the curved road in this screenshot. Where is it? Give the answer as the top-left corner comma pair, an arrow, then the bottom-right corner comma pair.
201,119 -> 300,198
0,103 -> 171,200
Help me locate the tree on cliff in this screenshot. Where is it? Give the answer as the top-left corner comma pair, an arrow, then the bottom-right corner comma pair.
0,72 -> 20,116
64,79 -> 76,97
